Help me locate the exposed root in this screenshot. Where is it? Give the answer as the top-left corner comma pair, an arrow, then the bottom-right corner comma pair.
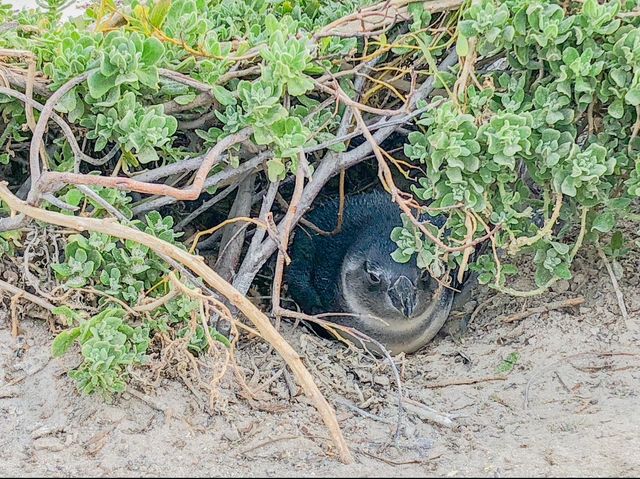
0,182 -> 354,464
501,296 -> 585,323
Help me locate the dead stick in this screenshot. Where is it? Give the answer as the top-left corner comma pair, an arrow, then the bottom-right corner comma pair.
426,375 -> 506,388
272,154 -> 306,317
501,297 -> 585,323
0,182 -> 353,464
0,278 -> 56,312
36,128 -> 252,202
10,292 -> 22,337
596,244 -> 631,329
402,398 -> 453,428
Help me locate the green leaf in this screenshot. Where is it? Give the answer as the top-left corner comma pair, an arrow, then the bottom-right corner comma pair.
328,141 -> 347,153
456,33 -> 469,57
173,93 -> 196,105
625,88 -> 640,106
137,147 -> 159,164
148,0 -> 172,28
608,99 -> 624,119
212,85 -> 237,106
56,90 -> 77,114
51,328 -> 81,358
496,352 -> 519,374
266,158 -> 286,182
592,211 -> 615,232
610,231 -> 624,252
141,37 -> 164,66
551,242 -> 571,255
136,67 -> 159,89
391,249 -> 411,263
555,263 -> 572,280
64,188 -> 84,207
87,71 -> 116,99
582,0 -> 597,17
52,305 -> 83,324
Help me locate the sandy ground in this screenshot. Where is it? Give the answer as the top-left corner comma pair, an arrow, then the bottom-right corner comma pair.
1,244 -> 639,477
3,1 -> 638,476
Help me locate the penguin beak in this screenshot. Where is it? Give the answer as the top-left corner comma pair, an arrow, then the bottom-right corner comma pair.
389,275 -> 416,318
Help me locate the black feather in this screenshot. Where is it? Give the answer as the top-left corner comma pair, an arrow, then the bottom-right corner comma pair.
286,190 -> 446,315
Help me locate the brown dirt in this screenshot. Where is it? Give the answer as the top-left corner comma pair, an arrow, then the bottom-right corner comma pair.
1,246 -> 639,477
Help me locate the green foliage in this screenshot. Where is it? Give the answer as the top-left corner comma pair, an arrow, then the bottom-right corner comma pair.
87,30 -> 164,98
52,308 -> 150,397
0,230 -> 20,258
261,20 -> 315,96
3,0 -> 640,397
394,0 -> 640,293
52,211 -> 182,303
459,0 -> 513,56
496,352 -> 520,373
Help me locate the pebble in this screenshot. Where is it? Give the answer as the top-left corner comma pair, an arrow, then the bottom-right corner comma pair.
373,375 -> 390,387
33,437 -> 65,452
223,427 -> 240,442
551,279 -> 570,293
571,273 -> 586,290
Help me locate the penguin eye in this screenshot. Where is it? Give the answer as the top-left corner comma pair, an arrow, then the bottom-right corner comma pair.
419,269 -> 431,283
364,261 -> 381,284
368,271 -> 381,284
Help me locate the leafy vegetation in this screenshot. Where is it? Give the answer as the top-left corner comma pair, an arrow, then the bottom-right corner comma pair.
399,0 -> 640,294
1,0 -> 639,396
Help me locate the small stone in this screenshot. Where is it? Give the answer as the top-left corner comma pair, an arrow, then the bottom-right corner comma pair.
571,273 -> 586,290
373,375 -> 390,387
462,300 -> 478,314
223,427 -> 240,442
353,369 -> 373,383
31,424 -> 64,439
551,280 -> 570,293
33,437 -> 65,452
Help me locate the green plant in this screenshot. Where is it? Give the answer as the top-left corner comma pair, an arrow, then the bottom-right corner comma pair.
392,0 -> 640,296
52,308 -> 149,397
2,0 -> 640,401
496,351 -> 520,373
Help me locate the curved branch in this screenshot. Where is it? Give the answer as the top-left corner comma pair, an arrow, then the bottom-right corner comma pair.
35,128 -> 253,202
0,181 -> 353,465
28,70 -> 92,194
0,86 -> 118,167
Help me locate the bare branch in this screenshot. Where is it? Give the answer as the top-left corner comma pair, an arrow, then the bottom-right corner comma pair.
0,181 -> 354,465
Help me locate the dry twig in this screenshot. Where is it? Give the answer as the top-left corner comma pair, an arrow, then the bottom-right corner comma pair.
596,243 -> 631,329
0,182 -> 353,464
501,296 -> 585,323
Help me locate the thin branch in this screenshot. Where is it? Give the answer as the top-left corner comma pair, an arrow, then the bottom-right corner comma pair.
272,154 -> 307,317
214,174 -> 256,281
28,70 -> 92,190
0,278 -> 56,312
175,183 -> 239,231
501,297 -> 585,323
0,65 -> 50,96
131,152 -> 267,215
597,243 -> 631,329
0,181 -> 353,465
35,128 -> 253,202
